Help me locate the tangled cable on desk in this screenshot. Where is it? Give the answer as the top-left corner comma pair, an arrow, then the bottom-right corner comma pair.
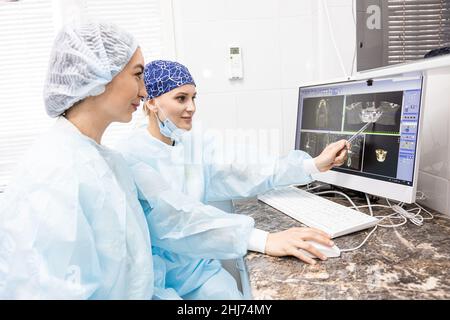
303,183 -> 434,253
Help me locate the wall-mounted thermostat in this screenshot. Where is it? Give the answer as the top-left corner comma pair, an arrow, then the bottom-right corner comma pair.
229,46 -> 243,80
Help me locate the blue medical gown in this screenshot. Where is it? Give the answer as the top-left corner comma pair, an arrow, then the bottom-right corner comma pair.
116,127 -> 314,299
0,117 -> 154,299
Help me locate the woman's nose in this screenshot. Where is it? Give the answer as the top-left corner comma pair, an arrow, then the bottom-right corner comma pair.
139,79 -> 148,100
186,102 -> 196,112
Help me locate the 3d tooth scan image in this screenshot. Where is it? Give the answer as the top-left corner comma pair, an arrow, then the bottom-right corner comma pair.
301,96 -> 344,131
363,135 -> 400,178
344,91 -> 403,134
375,149 -> 388,163
360,107 -> 383,123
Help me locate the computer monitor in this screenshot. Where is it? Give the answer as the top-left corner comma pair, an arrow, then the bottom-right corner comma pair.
295,74 -> 424,203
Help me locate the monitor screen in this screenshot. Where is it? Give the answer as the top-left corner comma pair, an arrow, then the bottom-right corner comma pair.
295,76 -> 423,187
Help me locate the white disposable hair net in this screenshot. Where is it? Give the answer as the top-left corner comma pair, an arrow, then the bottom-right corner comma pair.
44,21 -> 138,117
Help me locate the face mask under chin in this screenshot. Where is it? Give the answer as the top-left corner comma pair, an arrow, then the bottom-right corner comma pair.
155,105 -> 187,142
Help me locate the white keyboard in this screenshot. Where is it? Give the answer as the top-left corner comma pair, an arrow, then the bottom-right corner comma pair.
257,186 -> 379,238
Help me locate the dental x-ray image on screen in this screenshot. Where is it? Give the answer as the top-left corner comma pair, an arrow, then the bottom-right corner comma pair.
301,96 -> 344,131
329,134 -> 364,171
299,132 -> 364,171
344,91 -> 403,134
363,134 -> 401,178
296,76 -> 423,190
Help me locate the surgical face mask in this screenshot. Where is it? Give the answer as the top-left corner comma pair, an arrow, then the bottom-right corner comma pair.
154,103 -> 186,142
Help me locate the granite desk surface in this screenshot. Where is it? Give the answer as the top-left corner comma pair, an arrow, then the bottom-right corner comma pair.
233,195 -> 450,300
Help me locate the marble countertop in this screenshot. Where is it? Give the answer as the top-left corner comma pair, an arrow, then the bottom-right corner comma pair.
234,195 -> 450,300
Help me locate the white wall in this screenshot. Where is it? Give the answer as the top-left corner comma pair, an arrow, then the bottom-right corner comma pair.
417,66 -> 450,215
172,0 -> 356,154
170,2 -> 450,214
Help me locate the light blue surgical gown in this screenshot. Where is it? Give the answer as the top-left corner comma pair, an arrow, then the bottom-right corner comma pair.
116,126 -> 314,300
0,117 -> 154,299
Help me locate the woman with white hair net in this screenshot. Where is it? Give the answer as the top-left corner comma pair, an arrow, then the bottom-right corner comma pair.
0,21 -> 155,299
0,20 -> 257,300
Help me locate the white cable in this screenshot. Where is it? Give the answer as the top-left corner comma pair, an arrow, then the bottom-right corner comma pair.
385,198 -> 393,207
314,190 -> 360,211
305,183 -> 329,192
385,197 -> 434,226
351,198 -> 423,228
386,198 -> 401,208
415,190 -> 427,201
365,193 -> 373,216
358,204 -> 408,228
375,212 -> 408,228
433,213 -> 450,220
339,192 -> 413,252
350,0 -> 357,77
321,0 -> 348,78
310,190 -> 433,253
412,189 -> 434,220
341,193 -> 377,252
354,204 -> 391,209
392,205 -> 424,226
414,202 -> 434,220
340,225 -> 378,252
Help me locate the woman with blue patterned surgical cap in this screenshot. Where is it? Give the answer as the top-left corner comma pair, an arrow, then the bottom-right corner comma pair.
0,21 -> 256,300
0,21 -> 155,299
116,60 -> 349,300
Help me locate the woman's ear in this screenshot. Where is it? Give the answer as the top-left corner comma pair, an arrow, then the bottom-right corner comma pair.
144,99 -> 158,115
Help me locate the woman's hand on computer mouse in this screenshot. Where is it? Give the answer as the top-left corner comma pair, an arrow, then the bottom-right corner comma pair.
313,140 -> 350,172
264,227 -> 334,265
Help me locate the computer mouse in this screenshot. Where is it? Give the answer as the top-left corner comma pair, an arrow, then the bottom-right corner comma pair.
299,240 -> 341,259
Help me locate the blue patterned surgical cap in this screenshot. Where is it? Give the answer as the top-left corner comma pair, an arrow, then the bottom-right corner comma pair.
144,60 -> 196,100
